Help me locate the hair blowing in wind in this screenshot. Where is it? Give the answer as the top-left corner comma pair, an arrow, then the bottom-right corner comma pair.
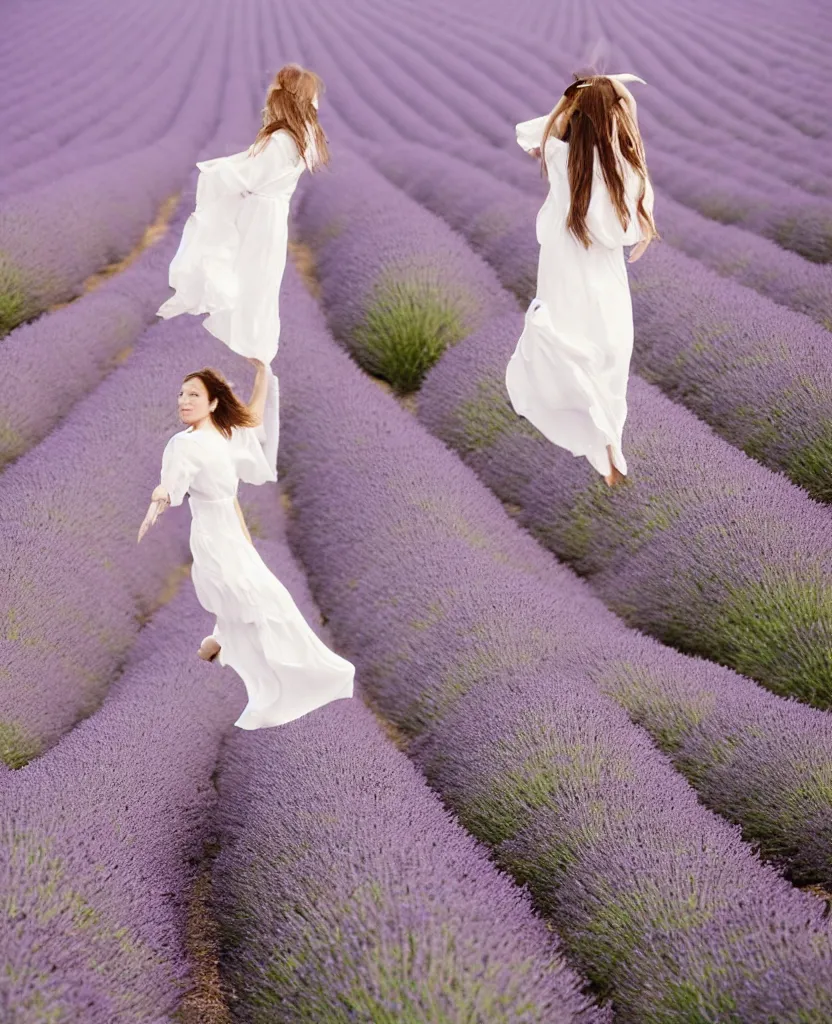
542,76 -> 657,248
182,368 -> 256,437
253,63 -> 330,170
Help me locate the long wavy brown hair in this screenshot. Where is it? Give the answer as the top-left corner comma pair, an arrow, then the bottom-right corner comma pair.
252,63 -> 329,171
541,76 -> 657,248
183,369 -> 255,438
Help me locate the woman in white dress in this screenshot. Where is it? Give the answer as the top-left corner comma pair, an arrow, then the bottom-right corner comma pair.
137,360 -> 354,730
506,74 -> 658,486
157,63 -> 329,365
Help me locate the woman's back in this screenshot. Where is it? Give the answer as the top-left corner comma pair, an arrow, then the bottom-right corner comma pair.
537,134 -> 650,252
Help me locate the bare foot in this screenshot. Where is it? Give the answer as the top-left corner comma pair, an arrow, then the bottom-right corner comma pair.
198,637 -> 221,662
604,446 -> 626,488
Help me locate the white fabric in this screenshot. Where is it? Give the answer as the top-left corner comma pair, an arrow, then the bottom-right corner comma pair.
157,130 -> 311,364
507,117 -> 654,476
159,407 -> 354,730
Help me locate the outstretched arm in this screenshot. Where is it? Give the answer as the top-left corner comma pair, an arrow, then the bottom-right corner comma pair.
245,358 -> 269,427
137,486 -> 170,543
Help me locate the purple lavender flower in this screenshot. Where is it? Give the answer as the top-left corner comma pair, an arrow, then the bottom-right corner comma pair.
215,701 -> 602,1022
275,270 -> 832,1018
0,583 -> 239,1021
295,149 -> 515,392
0,198 -> 189,469
419,308 -> 832,706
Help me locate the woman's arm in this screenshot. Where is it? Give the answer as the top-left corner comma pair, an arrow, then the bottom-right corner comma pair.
609,78 -> 639,129
245,358 -> 269,426
137,487 -> 170,543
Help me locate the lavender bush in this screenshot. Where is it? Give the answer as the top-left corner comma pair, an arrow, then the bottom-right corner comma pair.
645,191 -> 832,329
213,533 -> 601,1023
0,199 -> 185,469
419,309 -> 832,705
645,146 -> 832,262
0,143 -> 190,336
0,582 -> 239,1021
295,149 -> 515,392
275,271 -> 832,1019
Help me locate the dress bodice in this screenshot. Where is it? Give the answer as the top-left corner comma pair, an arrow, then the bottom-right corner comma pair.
160,422 -> 277,508
195,129 -> 312,204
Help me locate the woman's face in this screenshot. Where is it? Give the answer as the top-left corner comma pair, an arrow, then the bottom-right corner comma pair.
178,377 -> 212,426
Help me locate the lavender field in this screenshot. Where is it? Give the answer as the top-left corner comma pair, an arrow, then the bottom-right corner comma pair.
2,0 -> 832,1020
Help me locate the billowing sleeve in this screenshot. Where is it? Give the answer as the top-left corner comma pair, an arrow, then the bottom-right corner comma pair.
516,115 -> 551,152
229,368 -> 279,487
160,433 -> 200,507
196,131 -> 302,196
586,160 -> 651,249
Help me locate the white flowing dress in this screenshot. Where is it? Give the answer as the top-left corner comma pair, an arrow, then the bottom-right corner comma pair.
157,129 -> 310,365
159,392 -> 354,730
506,115 -> 654,477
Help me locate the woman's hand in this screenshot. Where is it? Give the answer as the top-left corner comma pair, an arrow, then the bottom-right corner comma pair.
627,239 -> 651,264
528,147 -> 541,159
137,491 -> 170,543
247,357 -> 266,370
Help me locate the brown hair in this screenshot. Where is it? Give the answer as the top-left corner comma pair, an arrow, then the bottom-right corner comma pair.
252,63 -> 329,171
541,76 -> 658,248
182,368 -> 255,438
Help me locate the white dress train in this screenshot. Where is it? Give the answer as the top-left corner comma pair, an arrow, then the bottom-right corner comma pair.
157,129 -> 311,364
506,115 -> 654,477
159,376 -> 354,729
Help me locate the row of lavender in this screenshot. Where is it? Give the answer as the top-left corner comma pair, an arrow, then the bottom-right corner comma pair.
273,0 -> 832,330
293,150 -> 832,708
0,0 -> 217,198
0,200 -> 183,470
370,141 -> 832,497
0,0 -> 236,336
211,505 -> 601,1023
294,0 -> 832,261
275,269 -> 832,1021
3,483 -> 602,1021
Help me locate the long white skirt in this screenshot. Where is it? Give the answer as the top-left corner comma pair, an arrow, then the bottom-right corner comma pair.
192,497 -> 354,730
506,231 -> 634,477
